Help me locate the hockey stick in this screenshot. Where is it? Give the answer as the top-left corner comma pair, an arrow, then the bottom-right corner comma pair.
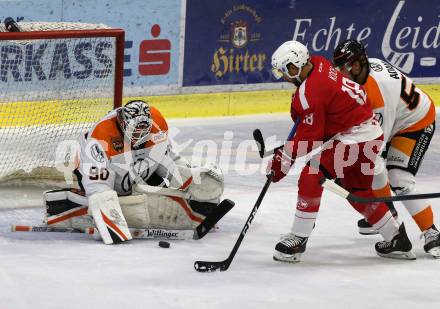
11,225 -> 194,240
320,178 -> 440,203
253,120 -> 299,158
253,129 -> 278,158
4,17 -> 21,32
194,199 -> 235,239
11,199 -> 234,240
254,127 -> 337,165
194,173 -> 273,272
12,225 -> 93,234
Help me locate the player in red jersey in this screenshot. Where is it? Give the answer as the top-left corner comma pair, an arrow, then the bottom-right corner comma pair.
268,41 -> 415,262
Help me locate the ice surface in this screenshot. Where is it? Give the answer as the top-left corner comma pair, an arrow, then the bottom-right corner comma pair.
0,113 -> 439,309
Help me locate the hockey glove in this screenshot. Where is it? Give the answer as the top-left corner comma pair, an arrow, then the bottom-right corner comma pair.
267,148 -> 294,183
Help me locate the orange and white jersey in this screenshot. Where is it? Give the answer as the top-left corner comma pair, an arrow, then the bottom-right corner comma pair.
77,106 -> 173,196
365,58 -> 436,142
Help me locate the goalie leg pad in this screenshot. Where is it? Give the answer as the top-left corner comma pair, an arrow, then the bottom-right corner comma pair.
44,189 -> 93,230
44,189 -> 213,232
120,194 -> 218,230
119,195 -> 151,229
89,190 -> 132,244
143,194 -> 204,230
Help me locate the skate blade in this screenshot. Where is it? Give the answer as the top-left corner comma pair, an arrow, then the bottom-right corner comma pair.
427,247 -> 440,259
377,250 -> 416,260
273,252 -> 302,263
359,228 -> 379,235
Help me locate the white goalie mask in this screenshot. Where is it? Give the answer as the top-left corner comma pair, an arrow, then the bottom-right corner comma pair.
117,100 -> 153,148
271,40 -> 309,84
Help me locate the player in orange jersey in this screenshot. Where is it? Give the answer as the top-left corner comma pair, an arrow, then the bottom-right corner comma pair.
333,39 -> 439,258
43,100 -> 225,244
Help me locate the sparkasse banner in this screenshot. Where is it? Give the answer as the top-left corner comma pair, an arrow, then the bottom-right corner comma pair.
0,0 -> 181,89
183,0 -> 440,86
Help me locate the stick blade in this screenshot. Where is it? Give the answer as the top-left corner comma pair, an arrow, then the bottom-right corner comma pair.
253,129 -> 265,158
194,260 -> 229,272
194,199 -> 235,240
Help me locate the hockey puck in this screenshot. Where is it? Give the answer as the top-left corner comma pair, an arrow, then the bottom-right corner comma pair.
158,241 -> 170,248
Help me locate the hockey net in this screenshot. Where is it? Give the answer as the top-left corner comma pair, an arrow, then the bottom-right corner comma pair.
0,22 -> 124,184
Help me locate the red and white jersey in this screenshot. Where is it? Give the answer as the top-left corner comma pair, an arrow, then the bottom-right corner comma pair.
365,58 -> 435,142
288,55 -> 382,157
77,106 -> 173,196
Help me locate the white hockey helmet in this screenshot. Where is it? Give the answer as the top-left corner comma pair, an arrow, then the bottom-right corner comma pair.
117,100 -> 152,148
271,40 -> 309,82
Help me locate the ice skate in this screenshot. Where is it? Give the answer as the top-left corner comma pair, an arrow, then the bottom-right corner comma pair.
273,233 -> 308,263
358,210 -> 398,235
375,223 -> 416,260
358,218 -> 378,235
421,225 -> 440,258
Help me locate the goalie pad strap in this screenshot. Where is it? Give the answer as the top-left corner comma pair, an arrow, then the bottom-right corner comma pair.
47,206 -> 88,225
180,176 -> 193,191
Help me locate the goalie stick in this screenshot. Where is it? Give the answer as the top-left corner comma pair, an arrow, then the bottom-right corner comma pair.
12,225 -> 92,234
194,199 -> 234,239
320,178 -> 440,203
12,199 -> 234,240
11,225 -> 194,240
194,174 -> 273,272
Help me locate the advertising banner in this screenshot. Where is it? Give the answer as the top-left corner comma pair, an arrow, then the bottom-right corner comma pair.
62,0 -> 181,88
183,0 -> 440,86
1,0 -> 181,88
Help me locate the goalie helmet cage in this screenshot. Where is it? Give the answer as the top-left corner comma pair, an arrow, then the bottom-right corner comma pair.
0,22 -> 124,184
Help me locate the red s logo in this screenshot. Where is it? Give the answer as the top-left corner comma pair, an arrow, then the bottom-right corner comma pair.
139,24 -> 171,76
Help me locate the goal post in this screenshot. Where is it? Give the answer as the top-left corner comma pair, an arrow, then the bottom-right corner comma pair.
0,22 -> 125,184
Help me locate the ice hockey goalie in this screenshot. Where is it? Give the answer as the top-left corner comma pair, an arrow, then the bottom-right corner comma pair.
44,100 -> 226,244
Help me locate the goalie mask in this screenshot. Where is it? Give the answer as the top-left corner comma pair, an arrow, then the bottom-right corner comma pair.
117,100 -> 152,148
271,40 -> 309,86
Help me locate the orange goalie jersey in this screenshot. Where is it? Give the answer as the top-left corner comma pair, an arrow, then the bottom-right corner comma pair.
76,106 -> 172,196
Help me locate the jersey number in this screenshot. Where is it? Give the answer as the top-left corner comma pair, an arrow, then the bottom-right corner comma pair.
400,76 -> 420,110
341,77 -> 367,105
89,166 -> 109,181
